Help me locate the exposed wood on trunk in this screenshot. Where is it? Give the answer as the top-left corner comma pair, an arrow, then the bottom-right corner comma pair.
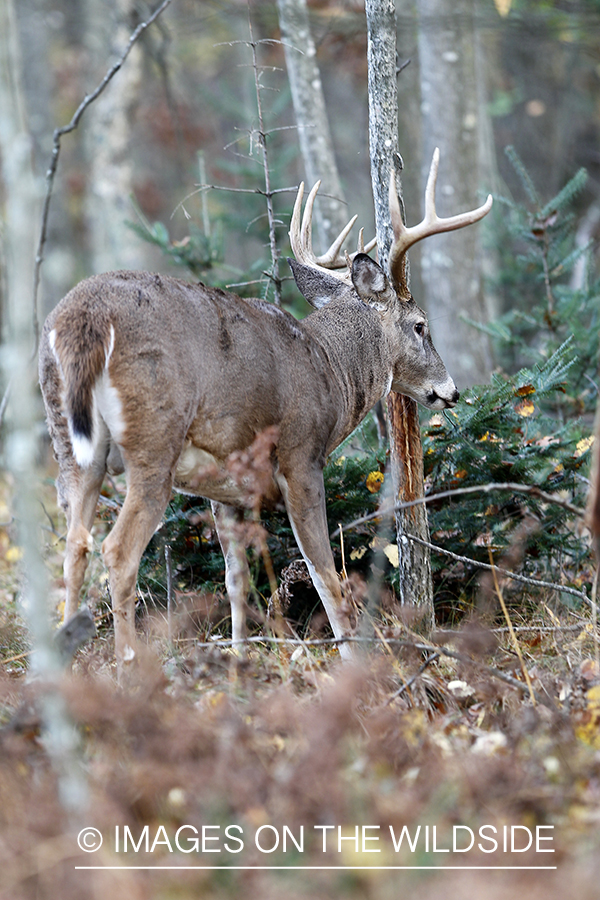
365,0 -> 434,632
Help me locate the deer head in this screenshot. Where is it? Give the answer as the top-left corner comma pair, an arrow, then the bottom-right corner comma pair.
288,147 -> 493,409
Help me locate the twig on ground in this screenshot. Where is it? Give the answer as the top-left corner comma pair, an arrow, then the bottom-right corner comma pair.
188,633 -> 555,704
488,547 -> 537,705
386,651 -> 440,704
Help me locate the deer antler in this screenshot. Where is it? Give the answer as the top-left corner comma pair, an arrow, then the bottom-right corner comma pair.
388,147 -> 493,289
290,181 -> 377,282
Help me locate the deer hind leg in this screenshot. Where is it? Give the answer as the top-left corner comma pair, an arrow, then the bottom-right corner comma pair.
58,459 -> 106,624
211,501 -> 250,649
278,469 -> 355,659
101,471 -> 174,677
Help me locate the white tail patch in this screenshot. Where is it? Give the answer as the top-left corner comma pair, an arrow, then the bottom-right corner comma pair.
94,369 -> 125,443
71,369 -> 126,468
71,430 -> 96,468
53,323 -> 124,469
48,329 -> 63,377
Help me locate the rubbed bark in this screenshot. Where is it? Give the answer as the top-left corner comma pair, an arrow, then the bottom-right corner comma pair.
416,0 -> 496,388
277,0 -> 348,249
365,0 -> 434,633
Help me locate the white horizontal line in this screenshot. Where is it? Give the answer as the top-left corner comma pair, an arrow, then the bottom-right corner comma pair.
75,865 -> 558,871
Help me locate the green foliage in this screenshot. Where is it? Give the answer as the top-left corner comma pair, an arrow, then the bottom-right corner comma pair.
424,150 -> 598,606
127,202 -> 225,283
481,146 -> 600,418
423,342 -> 591,582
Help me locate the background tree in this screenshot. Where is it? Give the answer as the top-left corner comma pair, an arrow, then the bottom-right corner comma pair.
84,0 -> 148,273
277,0 -> 348,246
415,0 -> 497,387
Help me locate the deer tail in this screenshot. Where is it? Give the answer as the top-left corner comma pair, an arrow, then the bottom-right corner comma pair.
48,313 -> 115,468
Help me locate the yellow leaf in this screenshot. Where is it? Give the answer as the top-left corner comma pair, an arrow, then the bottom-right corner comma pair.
454,469 -> 468,480
575,685 -> 600,748
350,546 -> 368,561
383,543 -> 399,567
494,0 -> 512,16
5,546 -> 23,563
575,436 -> 594,458
515,383 -> 536,397
366,471 -> 384,493
515,398 -> 535,417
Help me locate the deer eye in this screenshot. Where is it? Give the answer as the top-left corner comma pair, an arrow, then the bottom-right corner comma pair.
414,322 -> 425,336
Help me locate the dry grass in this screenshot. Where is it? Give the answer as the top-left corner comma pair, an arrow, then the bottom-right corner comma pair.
1,472 -> 600,899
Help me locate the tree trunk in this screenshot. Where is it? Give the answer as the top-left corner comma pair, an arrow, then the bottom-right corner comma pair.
277,0 -> 348,249
84,0 -> 146,273
396,0 -> 424,304
13,0 -> 78,319
365,0 -> 434,633
0,0 -> 88,814
416,0 -> 496,388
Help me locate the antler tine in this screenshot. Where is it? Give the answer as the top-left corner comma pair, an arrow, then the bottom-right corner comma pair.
388,147 -> 493,285
315,214 -> 358,267
290,180 -> 307,260
289,180 -> 376,280
363,235 -> 377,255
301,181 -> 321,258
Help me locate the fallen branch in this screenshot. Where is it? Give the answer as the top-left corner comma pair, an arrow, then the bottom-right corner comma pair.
189,633 -> 553,705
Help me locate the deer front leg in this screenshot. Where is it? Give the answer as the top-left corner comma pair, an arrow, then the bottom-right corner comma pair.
277,469 -> 355,659
211,501 -> 250,649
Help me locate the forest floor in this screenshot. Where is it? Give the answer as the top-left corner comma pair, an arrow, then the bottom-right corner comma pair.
1,469 -> 600,900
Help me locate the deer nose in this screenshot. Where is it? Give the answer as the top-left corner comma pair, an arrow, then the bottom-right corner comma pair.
443,389 -> 460,408
427,387 -> 460,408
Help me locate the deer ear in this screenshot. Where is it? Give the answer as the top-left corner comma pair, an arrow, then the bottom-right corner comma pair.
288,258 -> 349,309
351,253 -> 395,309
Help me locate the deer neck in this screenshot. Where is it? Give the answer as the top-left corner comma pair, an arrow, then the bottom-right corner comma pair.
303,298 -> 392,450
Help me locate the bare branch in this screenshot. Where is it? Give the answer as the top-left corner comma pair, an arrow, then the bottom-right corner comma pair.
186,634 -> 559,705
247,17 -> 282,305
406,532 -> 592,608
331,479 -> 586,539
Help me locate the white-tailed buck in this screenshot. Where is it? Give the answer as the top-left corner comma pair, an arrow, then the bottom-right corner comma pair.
40,149 -> 492,676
